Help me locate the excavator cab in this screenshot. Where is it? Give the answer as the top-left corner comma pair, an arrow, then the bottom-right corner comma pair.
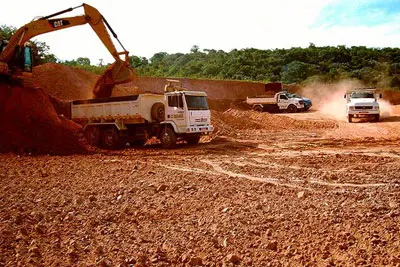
8,43 -> 33,74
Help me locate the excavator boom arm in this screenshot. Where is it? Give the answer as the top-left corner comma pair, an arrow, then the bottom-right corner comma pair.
0,3 -> 135,97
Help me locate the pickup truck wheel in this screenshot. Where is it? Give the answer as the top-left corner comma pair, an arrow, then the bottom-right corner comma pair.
160,127 -> 176,149
287,105 -> 297,113
102,128 -> 121,149
186,135 -> 201,145
348,115 -> 353,123
253,106 -> 263,112
84,126 -> 101,146
151,103 -> 165,122
375,114 -> 380,122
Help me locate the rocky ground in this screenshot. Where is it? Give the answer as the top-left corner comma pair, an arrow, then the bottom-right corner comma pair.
1,107 -> 400,266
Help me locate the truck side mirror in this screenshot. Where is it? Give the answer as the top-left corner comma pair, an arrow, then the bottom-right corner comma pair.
344,94 -> 346,99
379,94 -> 382,99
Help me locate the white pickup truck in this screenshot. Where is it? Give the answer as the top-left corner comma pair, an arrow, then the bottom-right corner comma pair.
246,91 -> 305,113
345,88 -> 382,122
71,80 -> 213,149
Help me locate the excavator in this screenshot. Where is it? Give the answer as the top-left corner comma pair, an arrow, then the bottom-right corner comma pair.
0,3 -> 136,98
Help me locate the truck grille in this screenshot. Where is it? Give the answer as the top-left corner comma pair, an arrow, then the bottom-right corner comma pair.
355,106 -> 373,110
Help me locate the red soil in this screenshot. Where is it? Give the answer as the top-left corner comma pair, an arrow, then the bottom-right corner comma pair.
0,82 -> 87,155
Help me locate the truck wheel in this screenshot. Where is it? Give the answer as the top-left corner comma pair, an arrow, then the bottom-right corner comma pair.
84,126 -> 101,146
186,135 -> 200,145
287,105 -> 297,113
375,114 -> 380,122
348,115 -> 353,123
253,106 -> 263,112
160,127 -> 176,149
102,128 -> 121,149
151,102 -> 165,122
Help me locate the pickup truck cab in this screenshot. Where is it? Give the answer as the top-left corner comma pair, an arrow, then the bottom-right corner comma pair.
345,88 -> 381,122
287,93 -> 312,111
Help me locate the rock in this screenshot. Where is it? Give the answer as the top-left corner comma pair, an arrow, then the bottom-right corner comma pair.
266,240 -> 278,251
189,257 -> 203,266
14,214 -> 24,225
34,224 -> 46,235
157,184 -> 168,192
28,246 -> 41,257
222,207 -> 229,213
227,254 -> 241,264
297,191 -> 306,199
266,229 -> 272,237
338,243 -> 348,250
89,195 -> 97,202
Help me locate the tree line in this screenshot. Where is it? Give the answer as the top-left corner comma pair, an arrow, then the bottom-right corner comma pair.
2,25 -> 400,88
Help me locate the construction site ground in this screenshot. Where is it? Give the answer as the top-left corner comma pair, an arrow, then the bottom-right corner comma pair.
1,105 -> 400,266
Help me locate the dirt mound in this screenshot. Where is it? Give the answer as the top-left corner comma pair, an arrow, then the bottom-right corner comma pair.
0,82 -> 87,155
212,109 -> 337,136
34,63 -> 97,100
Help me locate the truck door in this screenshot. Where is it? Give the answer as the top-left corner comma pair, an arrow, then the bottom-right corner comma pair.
166,94 -> 186,132
277,94 -> 289,109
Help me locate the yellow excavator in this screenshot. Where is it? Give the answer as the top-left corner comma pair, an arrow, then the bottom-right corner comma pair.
0,3 -> 136,98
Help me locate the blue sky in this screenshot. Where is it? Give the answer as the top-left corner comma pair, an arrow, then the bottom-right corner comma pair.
1,0 -> 399,64
315,0 -> 400,27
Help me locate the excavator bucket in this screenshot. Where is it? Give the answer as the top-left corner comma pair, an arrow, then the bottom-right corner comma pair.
93,59 -> 136,98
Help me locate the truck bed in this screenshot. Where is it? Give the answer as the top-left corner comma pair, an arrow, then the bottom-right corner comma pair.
246,95 -> 276,105
71,94 -> 164,123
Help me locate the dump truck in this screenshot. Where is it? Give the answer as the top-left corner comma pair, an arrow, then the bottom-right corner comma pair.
345,88 -> 382,122
71,80 -> 213,149
246,91 -> 305,112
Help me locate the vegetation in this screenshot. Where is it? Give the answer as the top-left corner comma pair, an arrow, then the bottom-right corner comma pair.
135,44 -> 400,89
2,24 -> 400,88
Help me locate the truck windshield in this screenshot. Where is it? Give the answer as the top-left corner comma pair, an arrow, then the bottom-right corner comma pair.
288,93 -> 300,98
351,92 -> 375,98
185,95 -> 209,110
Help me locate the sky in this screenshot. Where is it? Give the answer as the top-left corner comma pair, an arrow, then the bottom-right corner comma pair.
1,0 -> 399,64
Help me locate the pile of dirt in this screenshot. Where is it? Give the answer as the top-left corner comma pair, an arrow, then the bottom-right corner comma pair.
34,63 -> 97,100
0,82 -> 87,155
212,109 -> 337,136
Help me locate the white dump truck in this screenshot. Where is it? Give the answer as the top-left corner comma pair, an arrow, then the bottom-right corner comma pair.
71,80 -> 213,149
246,91 -> 305,113
345,88 -> 382,123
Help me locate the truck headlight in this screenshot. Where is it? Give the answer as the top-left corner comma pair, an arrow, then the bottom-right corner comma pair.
373,106 -> 379,110
349,106 -> 355,110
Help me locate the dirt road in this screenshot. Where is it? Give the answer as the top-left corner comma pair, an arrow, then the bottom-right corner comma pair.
1,107 -> 400,266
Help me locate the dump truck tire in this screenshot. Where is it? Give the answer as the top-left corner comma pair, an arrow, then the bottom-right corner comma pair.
102,128 -> 121,149
84,126 -> 101,146
160,127 -> 176,149
151,102 -> 165,122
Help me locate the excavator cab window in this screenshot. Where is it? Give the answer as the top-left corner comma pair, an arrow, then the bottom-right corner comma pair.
0,40 -> 6,53
24,46 -> 32,72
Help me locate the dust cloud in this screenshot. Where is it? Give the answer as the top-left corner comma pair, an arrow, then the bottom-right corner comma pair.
299,80 -> 393,121
380,100 -> 393,119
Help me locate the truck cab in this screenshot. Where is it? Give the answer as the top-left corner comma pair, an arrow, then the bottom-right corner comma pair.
160,80 -> 213,147
164,90 -> 212,134
345,88 -> 381,122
